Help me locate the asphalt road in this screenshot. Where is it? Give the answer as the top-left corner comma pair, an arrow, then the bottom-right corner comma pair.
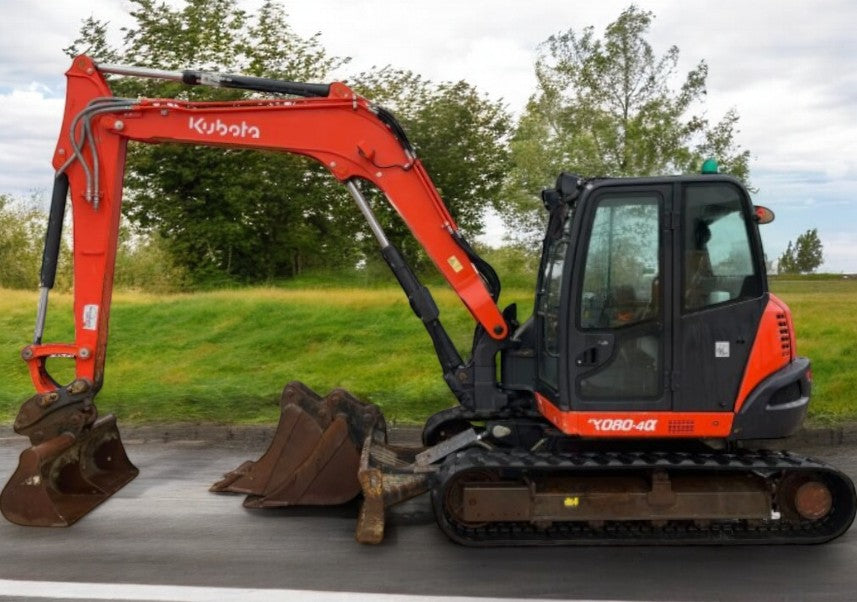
0,431 -> 856,601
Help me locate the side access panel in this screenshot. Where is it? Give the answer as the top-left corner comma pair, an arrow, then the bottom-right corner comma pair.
674,298 -> 765,411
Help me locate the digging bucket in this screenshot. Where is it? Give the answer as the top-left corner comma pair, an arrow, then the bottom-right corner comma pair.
1,414 -> 138,526
211,381 -> 386,507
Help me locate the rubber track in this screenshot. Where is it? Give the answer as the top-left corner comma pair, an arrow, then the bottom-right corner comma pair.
432,447 -> 857,546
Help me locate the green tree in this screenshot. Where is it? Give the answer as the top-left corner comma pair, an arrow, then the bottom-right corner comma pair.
65,1 -> 511,283
503,5 -> 750,244
113,223 -> 189,292
0,195 -> 72,290
778,241 -> 797,274
778,228 -> 824,274
67,0 -> 355,284
0,194 -> 40,289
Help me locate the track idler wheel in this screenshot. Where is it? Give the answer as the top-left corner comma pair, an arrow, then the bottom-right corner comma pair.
777,472 -> 835,522
211,381 -> 385,507
1,383 -> 138,527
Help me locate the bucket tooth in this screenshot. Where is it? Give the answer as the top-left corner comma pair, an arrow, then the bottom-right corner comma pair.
211,381 -> 385,506
0,414 -> 138,527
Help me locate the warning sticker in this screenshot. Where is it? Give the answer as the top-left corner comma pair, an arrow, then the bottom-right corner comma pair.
83,304 -> 99,330
447,255 -> 464,273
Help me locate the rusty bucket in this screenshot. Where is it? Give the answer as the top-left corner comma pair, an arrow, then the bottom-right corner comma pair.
1,414 -> 138,526
211,381 -> 385,507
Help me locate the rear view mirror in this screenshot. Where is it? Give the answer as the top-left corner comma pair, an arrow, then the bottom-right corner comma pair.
555,172 -> 582,200
753,205 -> 775,224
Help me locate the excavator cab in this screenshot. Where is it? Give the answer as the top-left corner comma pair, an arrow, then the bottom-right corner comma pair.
528,174 -> 800,439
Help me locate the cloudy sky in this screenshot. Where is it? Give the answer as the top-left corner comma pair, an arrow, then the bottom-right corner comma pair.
1,0 -> 855,271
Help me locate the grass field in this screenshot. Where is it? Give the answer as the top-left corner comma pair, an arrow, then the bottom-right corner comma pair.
0,278 -> 853,425
0,284 -> 535,425
768,279 -> 857,423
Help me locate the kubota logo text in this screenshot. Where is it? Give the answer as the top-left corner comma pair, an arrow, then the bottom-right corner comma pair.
188,116 -> 261,139
587,418 -> 658,432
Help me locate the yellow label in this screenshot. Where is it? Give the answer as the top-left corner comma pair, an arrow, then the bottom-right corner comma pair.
563,496 -> 580,508
447,255 -> 464,273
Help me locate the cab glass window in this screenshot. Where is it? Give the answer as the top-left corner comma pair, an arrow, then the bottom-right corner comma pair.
683,183 -> 760,312
579,195 -> 660,330
538,214 -> 572,390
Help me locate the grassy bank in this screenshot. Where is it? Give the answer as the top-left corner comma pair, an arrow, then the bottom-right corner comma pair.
0,285 -> 533,424
0,278 -> 853,424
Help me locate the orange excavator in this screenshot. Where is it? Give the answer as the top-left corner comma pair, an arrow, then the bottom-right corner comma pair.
2,56 -> 854,545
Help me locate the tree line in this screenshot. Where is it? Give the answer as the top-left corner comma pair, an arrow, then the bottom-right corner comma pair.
778,229 -> 824,274
6,2 -> 814,291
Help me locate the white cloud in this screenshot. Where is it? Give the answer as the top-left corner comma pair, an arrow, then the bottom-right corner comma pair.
0,85 -> 65,198
0,0 -> 854,268
647,1 -> 857,183
819,231 -> 857,274
0,0 -> 130,87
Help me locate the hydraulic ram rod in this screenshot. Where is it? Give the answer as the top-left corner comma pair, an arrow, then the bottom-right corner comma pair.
96,63 -> 331,97
33,174 -> 70,344
345,180 -> 465,377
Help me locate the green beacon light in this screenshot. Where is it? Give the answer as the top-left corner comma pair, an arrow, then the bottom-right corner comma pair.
701,157 -> 719,174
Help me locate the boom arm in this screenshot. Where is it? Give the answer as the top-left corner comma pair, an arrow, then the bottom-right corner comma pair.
24,55 -> 507,394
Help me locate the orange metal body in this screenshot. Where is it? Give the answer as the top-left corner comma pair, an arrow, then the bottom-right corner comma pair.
25,55 -> 506,393
733,295 -> 795,412
535,393 -> 734,438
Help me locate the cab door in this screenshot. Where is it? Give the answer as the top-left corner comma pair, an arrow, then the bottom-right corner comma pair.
673,181 -> 766,411
563,185 -> 672,412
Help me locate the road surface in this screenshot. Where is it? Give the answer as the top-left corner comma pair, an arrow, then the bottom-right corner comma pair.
0,430 -> 855,601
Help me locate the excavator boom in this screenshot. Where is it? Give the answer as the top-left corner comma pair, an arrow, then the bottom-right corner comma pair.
2,55 -> 504,528
33,55 -> 506,392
